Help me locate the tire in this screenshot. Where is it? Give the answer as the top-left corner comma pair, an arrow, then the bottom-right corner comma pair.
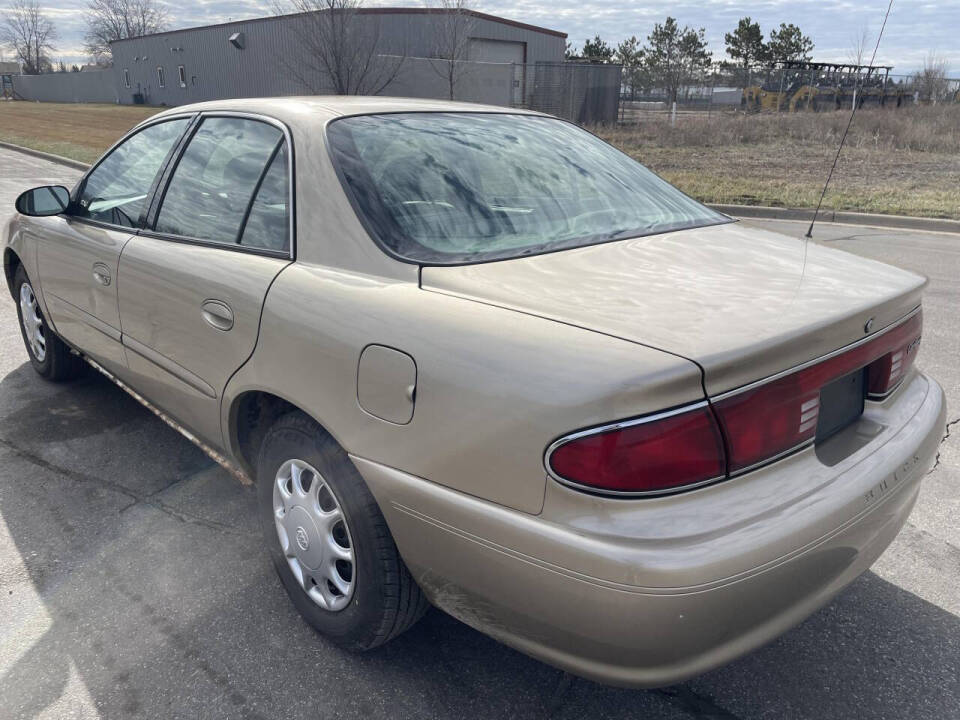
13,264 -> 85,382
257,411 -> 428,650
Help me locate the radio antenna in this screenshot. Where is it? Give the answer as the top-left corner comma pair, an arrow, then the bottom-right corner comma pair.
806,0 -> 895,238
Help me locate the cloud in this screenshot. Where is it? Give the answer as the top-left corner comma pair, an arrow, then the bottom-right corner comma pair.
14,0 -> 959,75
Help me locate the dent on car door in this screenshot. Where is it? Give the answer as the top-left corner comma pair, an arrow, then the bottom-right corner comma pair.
116,115 -> 292,449
35,117 -> 191,374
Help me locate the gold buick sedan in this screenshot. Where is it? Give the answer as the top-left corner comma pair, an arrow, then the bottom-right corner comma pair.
4,98 -> 946,688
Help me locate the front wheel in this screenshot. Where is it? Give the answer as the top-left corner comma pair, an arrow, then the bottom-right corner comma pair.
257,411 -> 428,650
13,265 -> 85,381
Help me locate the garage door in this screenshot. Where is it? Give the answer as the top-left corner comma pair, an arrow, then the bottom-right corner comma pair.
469,39 -> 526,104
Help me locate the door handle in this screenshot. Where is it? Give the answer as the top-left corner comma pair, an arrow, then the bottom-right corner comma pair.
201,299 -> 234,331
92,262 -> 111,287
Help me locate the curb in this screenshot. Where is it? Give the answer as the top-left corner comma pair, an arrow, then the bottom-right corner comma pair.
710,203 -> 960,235
0,140 -> 89,172
1,141 -> 957,235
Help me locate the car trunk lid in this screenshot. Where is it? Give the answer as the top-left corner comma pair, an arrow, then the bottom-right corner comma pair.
420,222 -> 926,396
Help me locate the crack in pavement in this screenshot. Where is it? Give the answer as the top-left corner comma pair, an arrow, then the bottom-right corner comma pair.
0,436 -> 254,537
927,415 -> 960,475
818,231 -> 893,244
905,520 -> 960,560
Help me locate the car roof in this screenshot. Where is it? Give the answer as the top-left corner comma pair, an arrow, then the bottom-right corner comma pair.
148,96 -> 545,127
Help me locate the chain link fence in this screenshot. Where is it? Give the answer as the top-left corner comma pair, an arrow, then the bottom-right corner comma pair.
603,65 -> 960,221
619,67 -> 960,125
510,62 -> 623,125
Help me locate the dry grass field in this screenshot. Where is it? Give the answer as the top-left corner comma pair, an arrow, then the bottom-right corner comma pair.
0,102 -> 159,164
596,106 -> 960,219
1,101 -> 957,219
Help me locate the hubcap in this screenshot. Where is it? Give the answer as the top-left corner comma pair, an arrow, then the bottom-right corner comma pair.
19,282 -> 46,362
273,459 -> 355,611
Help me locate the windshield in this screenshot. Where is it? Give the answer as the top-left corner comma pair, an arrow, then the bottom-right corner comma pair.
326,113 -> 730,264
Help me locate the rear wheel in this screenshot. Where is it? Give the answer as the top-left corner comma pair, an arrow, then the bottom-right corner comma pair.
257,411 -> 428,650
14,265 -> 85,381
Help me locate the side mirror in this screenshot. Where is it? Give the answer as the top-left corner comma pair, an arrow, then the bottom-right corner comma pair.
15,185 -> 69,217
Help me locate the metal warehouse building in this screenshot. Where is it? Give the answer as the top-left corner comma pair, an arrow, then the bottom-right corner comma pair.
110,9 -> 568,109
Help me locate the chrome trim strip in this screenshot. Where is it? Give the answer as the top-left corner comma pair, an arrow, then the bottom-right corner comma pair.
548,401 -> 709,447
713,305 -> 922,402
866,376 -> 907,402
543,401 -> 727,498
728,439 -> 815,478
550,471 -> 729,499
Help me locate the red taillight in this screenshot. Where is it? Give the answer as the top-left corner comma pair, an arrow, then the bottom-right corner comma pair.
714,310 -> 922,473
548,310 -> 922,496
712,371 -> 822,473
866,321 -> 922,398
546,404 -> 726,494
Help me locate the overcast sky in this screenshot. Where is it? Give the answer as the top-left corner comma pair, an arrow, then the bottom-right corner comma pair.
13,0 -> 960,76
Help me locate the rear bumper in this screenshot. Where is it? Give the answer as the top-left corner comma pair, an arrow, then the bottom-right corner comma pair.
353,371 -> 946,688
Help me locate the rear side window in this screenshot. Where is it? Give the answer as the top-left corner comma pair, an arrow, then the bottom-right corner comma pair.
155,117 -> 289,252
75,118 -> 189,227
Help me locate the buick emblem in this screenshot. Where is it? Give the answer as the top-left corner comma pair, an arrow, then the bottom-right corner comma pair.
295,526 -> 309,551
864,317 -> 874,334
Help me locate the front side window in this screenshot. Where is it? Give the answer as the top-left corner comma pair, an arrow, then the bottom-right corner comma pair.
155,117 -> 287,250
74,118 -> 189,227
157,66 -> 165,88
327,113 -> 730,264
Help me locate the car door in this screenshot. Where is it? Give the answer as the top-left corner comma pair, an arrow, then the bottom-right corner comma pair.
35,116 -> 192,373
117,113 -> 293,449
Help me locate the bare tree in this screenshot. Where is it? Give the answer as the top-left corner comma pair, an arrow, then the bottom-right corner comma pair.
83,0 -> 168,64
846,25 -> 871,66
0,0 -> 57,74
278,0 -> 405,95
429,0 -> 475,100
912,54 -> 951,103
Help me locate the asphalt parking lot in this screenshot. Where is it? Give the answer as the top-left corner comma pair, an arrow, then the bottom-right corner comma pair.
0,146 -> 957,719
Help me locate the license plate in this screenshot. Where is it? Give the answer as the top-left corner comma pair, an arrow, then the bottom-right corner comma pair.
816,369 -> 866,442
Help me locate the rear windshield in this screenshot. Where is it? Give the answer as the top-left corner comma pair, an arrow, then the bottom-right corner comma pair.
326,112 -> 730,264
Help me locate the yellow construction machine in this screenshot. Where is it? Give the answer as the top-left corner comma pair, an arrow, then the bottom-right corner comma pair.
742,61 -> 899,112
